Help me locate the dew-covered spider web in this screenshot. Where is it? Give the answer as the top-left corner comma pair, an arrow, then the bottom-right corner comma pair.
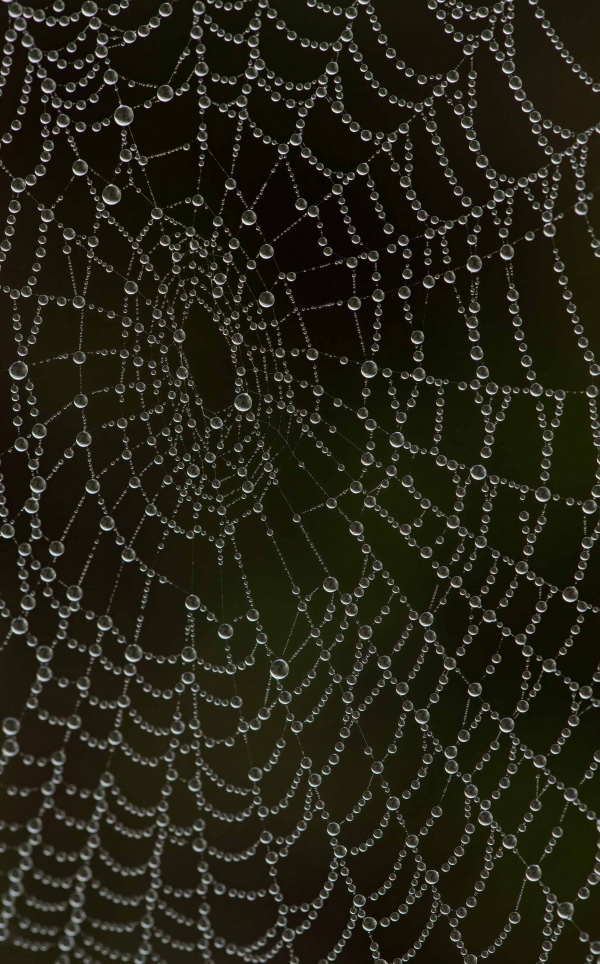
1,0 -> 600,963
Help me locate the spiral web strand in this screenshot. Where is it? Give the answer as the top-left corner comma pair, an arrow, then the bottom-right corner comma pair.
0,0 -> 599,962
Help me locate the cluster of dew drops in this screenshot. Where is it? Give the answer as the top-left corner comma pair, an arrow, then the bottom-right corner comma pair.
0,0 -> 600,963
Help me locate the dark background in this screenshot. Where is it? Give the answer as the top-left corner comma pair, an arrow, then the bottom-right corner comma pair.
1,1 -> 600,962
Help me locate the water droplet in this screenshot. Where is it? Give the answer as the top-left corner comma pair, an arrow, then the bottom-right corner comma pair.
361,360 -> 378,378
557,902 -> 573,919
114,105 -> 134,126
270,659 -> 289,680
9,361 -> 28,381
234,393 -> 252,412
2,718 -> 20,736
102,184 -> 121,205
259,291 -> 275,308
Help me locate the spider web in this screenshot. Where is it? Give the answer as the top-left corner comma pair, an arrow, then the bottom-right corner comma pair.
0,0 -> 599,963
